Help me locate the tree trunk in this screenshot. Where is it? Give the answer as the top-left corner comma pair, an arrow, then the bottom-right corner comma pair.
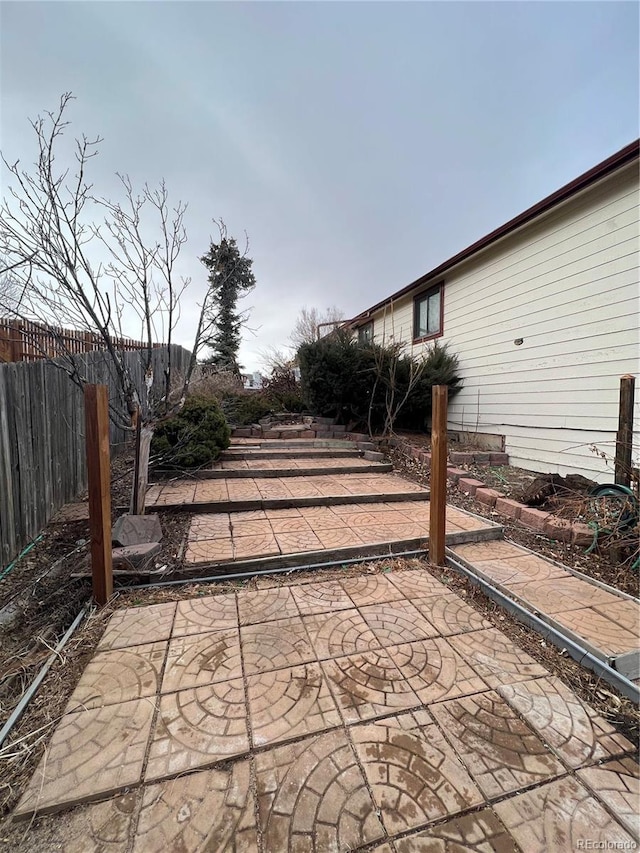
130,426 -> 154,515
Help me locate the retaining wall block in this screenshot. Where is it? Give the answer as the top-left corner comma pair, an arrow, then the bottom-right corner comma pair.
458,478 -> 485,496
494,497 -> 523,519
543,516 -> 574,543
519,506 -> 551,532
475,487 -> 501,507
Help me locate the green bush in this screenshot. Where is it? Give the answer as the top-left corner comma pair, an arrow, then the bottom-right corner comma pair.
151,396 -> 231,467
220,392 -> 272,426
297,332 -> 462,433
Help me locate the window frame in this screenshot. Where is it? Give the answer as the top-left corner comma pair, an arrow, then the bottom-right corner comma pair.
358,320 -> 374,344
412,282 -> 444,343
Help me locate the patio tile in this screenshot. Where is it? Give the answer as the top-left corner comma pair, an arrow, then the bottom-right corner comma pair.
268,516 -> 313,534
173,593 -> 238,636
241,616 -> 316,675
497,676 -> 635,768
351,715 -> 484,834
341,574 -> 405,606
577,756 -> 640,839
97,602 -> 176,651
230,519 -> 274,537
413,593 -> 492,636
553,607 -> 640,655
302,609 -> 382,659
593,598 -> 640,634
322,648 -> 420,723
188,514 -> 231,540
430,691 -> 564,799
247,662 -> 341,747
291,580 -> 354,615
395,808 -> 518,852
237,587 -> 299,625
265,507 -> 302,518
274,530 -> 323,553
134,761 -> 257,853
387,568 -> 450,599
233,534 -> 280,560
298,507 -> 345,530
66,641 -> 166,711
146,679 -> 249,781
315,527 -> 364,549
454,541 -> 525,562
353,524 -> 412,543
494,776 -> 637,853
20,793 -> 137,853
15,698 -> 155,815
255,730 -> 385,852
232,509 -> 268,521
193,483 -> 228,501
449,627 -> 548,687
330,502 -> 377,515
508,576 -> 620,614
162,630 -> 243,692
445,508 -> 488,531
225,482 -> 261,501
359,601 -> 439,645
184,538 -> 234,564
462,554 -> 568,585
387,638 -> 488,704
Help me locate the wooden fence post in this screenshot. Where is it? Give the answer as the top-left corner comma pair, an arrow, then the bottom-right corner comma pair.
84,384 -> 113,605
429,385 -> 448,566
615,374 -> 635,487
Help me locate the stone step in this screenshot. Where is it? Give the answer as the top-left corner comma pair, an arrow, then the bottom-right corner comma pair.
222,449 -> 363,461
177,463 -> 394,480
149,490 -> 431,514
175,524 -> 504,579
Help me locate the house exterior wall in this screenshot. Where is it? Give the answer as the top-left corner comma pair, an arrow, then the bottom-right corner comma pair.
367,161 -> 639,481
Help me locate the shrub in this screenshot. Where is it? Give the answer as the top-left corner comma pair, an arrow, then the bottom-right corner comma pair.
262,366 -> 306,412
220,392 -> 273,426
297,331 -> 462,433
151,395 -> 231,467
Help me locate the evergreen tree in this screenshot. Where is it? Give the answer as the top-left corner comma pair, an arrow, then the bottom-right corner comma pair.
200,227 -> 256,374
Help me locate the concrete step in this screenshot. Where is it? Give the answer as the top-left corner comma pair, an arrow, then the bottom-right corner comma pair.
229,438 -> 357,450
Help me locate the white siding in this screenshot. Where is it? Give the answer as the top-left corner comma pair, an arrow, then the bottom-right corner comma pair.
369,162 -> 640,481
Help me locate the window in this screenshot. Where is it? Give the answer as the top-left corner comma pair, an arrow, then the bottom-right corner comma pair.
413,283 -> 443,341
358,321 -> 374,344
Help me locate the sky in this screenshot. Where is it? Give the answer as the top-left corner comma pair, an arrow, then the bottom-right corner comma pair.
1,1 -> 638,373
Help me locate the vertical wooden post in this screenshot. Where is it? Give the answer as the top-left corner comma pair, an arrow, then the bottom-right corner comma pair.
84,384 -> 113,605
615,374 -> 635,487
429,385 -> 448,566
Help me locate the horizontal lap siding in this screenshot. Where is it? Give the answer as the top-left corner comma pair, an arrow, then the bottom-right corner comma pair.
370,163 -> 640,481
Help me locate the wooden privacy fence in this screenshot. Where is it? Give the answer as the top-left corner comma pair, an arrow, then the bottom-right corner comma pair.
0,344 -> 191,568
0,318 -> 161,364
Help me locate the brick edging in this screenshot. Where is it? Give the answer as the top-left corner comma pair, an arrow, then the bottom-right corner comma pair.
387,437 -> 594,548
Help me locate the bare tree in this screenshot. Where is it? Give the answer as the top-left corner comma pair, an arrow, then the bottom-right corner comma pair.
367,303 -> 428,437
289,305 -> 344,348
0,94 -> 221,509
0,263 -> 21,316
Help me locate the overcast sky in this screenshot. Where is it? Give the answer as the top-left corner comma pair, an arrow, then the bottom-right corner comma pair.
1,1 -> 638,372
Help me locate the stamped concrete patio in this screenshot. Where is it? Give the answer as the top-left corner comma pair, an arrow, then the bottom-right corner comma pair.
14,569 -> 638,851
